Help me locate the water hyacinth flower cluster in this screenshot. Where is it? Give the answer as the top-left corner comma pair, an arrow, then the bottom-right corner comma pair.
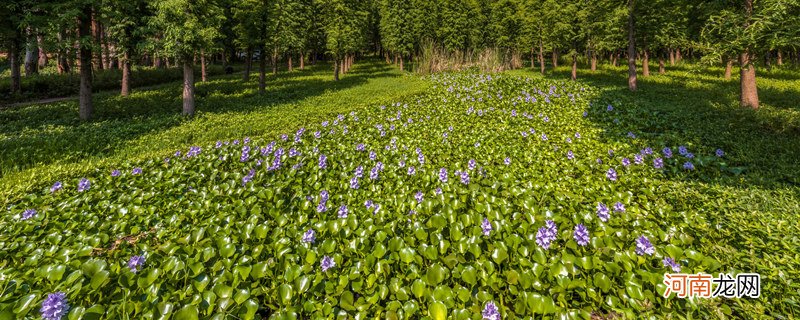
127,255 -> 145,273
40,292 -> 69,320
536,220 -> 558,249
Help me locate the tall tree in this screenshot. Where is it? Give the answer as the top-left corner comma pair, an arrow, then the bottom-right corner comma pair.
627,0 -> 637,90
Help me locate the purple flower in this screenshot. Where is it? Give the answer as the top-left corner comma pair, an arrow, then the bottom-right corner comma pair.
289,148 -> 300,157
369,151 -> 377,160
634,154 -> 644,165
575,132 -> 581,139
482,301 -> 500,320
319,154 -> 327,169
613,202 -> 626,212
653,158 -> 664,169
607,104 -> 614,111
435,187 -> 443,195
567,151 -> 575,160
242,169 -> 255,186
662,257 -> 682,272
407,166 -> 416,176
606,168 -> 617,181
215,141 -> 223,148
481,218 -> 492,236
504,157 -> 511,165
622,158 -> 631,167
127,255 -> 145,273
349,176 -> 360,189
468,159 -> 477,170
685,152 -> 695,159
642,147 -> 653,155
535,226 -> 553,249
678,146 -> 689,156
635,236 -> 655,256
354,166 -> 364,178
187,146 -> 201,157
365,200 -> 373,208
50,182 -> 62,193
715,149 -> 725,157
370,166 -> 379,180
321,255 -> 335,271
414,191 -> 424,203
683,162 -> 695,170
77,178 -> 91,192
132,167 -> 142,175
174,150 -> 182,157
338,205 -> 348,218
21,209 -> 37,220
608,149 -> 614,156
541,133 -> 548,141
314,131 -> 321,138
460,171 -> 470,185
663,147 -> 673,158
439,168 -> 448,182
596,203 -> 610,222
302,229 -> 316,243
111,170 -> 121,177
574,224 -> 590,246
240,146 -> 251,162
627,132 -> 636,139
280,134 -> 288,141
40,292 -> 69,320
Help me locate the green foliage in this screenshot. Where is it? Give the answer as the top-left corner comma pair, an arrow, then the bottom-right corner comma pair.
150,0 -> 224,60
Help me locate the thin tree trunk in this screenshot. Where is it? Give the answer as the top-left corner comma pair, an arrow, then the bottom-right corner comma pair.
658,53 -> 665,75
9,38 -> 21,93
183,60 -> 196,115
777,50 -> 783,65
764,51 -> 771,70
92,12 -> 103,71
669,49 -> 675,65
571,54 -> 577,80
551,48 -> 558,68
676,48 -> 682,62
591,51 -> 597,71
538,40 -> 545,74
243,47 -> 252,81
724,57 -> 733,80
627,0 -> 637,91
102,29 -> 111,69
121,51 -> 131,96
79,6 -> 94,120
37,34 -> 48,68
740,0 -> 758,109
334,58 -> 340,81
201,51 -> 207,82
300,52 -> 305,70
642,49 -> 650,77
288,55 -> 293,71
259,47 -> 266,93
530,47 -> 535,70
24,27 -> 39,76
271,49 -> 278,75
399,55 -> 404,72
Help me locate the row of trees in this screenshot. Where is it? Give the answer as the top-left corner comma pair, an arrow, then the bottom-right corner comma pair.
2,0 -> 799,120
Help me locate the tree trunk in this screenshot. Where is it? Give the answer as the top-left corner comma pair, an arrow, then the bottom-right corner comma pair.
259,48 -> 266,94
385,52 -> 390,64
271,49 -> 278,75
642,49 -> 650,77
201,51 -> 207,82
676,48 -> 682,62
399,55 -> 404,72
626,0 -> 637,91
669,49 -> 675,65
121,51 -> 131,96
9,38 -> 22,94
300,52 -> 305,70
590,51 -> 597,71
724,57 -> 733,80
739,51 -> 759,109
658,53 -> 665,74
764,51 -> 771,70
334,58 -> 340,81
24,28 -> 39,76
37,35 -> 48,68
183,61 -> 196,116
551,49 -> 558,68
288,55 -> 293,71
243,47 -> 252,81
530,47 -> 535,70
777,50 -> 783,65
613,52 -> 619,67
102,29 -> 111,69
571,54 -> 577,80
79,6 -> 94,121
92,12 -> 103,71
538,40 -> 545,74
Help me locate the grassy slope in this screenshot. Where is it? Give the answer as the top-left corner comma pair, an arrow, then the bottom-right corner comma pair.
510,64 -> 800,316
0,61 -> 429,197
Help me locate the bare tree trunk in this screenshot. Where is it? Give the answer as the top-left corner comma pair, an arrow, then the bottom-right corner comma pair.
79,6 -> 94,121
642,49 -> 650,77
669,49 -> 675,65
92,12 -> 103,71
334,58 -> 340,81
613,52 -> 619,67
724,57 -> 733,80
658,53 -> 665,74
551,48 -> 558,68
121,51 -> 131,96
24,27 -> 39,76
627,0 -> 637,91
764,51 -> 771,70
538,40 -> 545,74
776,50 -> 783,65
385,52 -> 390,64
243,47 -> 252,81
300,52 -> 305,70
571,54 -> 577,80
259,48 -> 266,94
590,51 -> 597,71
102,29 -> 111,69
37,35 -> 48,68
739,0 -> 758,109
530,47 -> 535,70
182,60 -> 196,116
9,38 -> 22,93
288,55 -> 293,72
271,49 -> 278,75
399,55 -> 404,72
676,48 -> 682,63
200,51 -> 207,82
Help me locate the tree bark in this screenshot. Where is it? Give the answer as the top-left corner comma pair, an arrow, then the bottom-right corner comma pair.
288,55 -> 293,71
9,38 -> 22,93
739,0 -> 758,109
676,48 -> 682,62
37,34 -> 48,68
538,40 -> 545,74
724,57 -> 732,80
658,53 -> 665,74
121,51 -> 131,96
530,47 -> 535,70
571,54 -> 577,80
300,52 -> 305,70
399,55 -> 404,72
259,47 -> 266,94
626,0 -> 637,91
92,12 -> 103,71
200,51 -> 207,82
777,50 -> 783,65
551,48 -> 558,68
590,51 -> 597,71
669,49 -> 675,65
334,58 -> 340,81
642,49 -> 650,77
764,51 -> 771,70
79,6 -> 94,121
25,28 -> 39,76
243,47 -> 252,81
271,49 -> 278,75
183,60 -> 196,116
